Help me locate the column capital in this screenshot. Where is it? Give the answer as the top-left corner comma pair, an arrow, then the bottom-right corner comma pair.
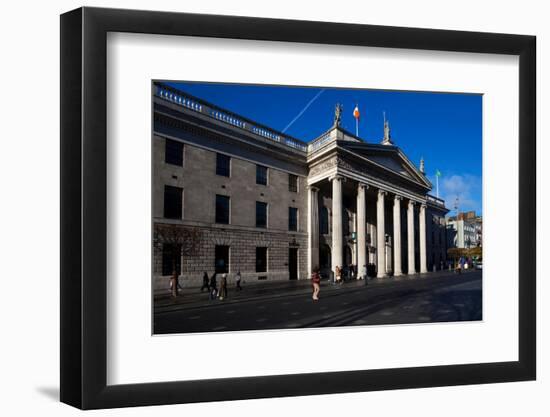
307,185 -> 320,192
394,194 -> 403,201
329,174 -> 345,182
377,189 -> 387,197
358,182 -> 369,190
408,200 -> 416,208
420,203 -> 427,210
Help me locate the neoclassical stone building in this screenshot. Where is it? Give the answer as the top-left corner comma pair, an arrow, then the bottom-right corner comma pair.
152,82 -> 448,288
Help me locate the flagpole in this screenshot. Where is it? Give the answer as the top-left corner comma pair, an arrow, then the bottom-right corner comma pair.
355,117 -> 358,137
436,174 -> 439,198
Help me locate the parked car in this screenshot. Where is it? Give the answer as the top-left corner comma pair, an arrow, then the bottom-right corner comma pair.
475,262 -> 483,270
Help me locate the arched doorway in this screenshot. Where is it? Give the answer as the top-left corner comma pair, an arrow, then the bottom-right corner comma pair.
319,244 -> 331,279
344,245 -> 352,267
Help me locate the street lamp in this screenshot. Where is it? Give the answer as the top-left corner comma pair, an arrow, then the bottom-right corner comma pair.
453,196 -> 460,267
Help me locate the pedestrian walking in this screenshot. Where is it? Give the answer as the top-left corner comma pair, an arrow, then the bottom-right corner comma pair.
335,266 -> 343,285
200,271 -> 210,292
235,270 -> 242,291
169,271 -> 182,298
311,266 -> 321,301
219,273 -> 228,300
455,258 -> 462,274
209,272 -> 218,300
362,264 -> 369,285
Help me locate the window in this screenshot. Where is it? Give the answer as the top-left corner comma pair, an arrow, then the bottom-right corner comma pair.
256,247 -> 267,273
215,195 -> 230,224
165,139 -> 183,166
162,243 -> 181,276
256,165 -> 268,185
216,153 -> 230,177
215,245 -> 229,273
163,185 -> 183,219
320,206 -> 329,235
288,174 -> 298,192
256,201 -> 267,228
289,207 -> 298,231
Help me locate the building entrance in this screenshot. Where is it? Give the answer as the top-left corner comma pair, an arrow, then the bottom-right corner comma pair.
319,244 -> 331,279
289,248 -> 298,280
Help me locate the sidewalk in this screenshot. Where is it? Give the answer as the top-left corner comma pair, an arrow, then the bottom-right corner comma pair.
154,269 -> 479,314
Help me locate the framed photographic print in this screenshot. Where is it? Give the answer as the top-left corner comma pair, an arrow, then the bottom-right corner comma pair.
60,6 -> 536,410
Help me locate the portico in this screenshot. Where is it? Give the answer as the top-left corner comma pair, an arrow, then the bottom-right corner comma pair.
307,117 -> 436,279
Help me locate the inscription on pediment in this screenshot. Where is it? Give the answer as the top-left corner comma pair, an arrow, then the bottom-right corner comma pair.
309,155 -> 426,196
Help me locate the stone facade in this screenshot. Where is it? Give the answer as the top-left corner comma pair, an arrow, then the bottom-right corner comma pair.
152,82 -> 449,290
153,223 -> 307,288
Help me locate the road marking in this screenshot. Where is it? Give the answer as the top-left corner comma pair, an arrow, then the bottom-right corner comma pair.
417,316 -> 430,321
291,312 -> 300,316
380,310 -> 394,316
353,319 -> 367,325
212,326 -> 227,330
256,318 -> 267,323
188,316 -> 201,320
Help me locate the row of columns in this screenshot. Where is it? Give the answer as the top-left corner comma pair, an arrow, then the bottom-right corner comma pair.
308,176 -> 428,278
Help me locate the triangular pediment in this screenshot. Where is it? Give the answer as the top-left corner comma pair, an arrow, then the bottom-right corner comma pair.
340,142 -> 431,188
368,154 -> 414,178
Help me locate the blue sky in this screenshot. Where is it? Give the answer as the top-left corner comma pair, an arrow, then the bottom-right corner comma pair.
167,81 -> 482,215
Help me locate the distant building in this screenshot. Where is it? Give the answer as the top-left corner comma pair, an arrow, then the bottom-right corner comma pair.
447,211 -> 482,249
152,82 -> 449,288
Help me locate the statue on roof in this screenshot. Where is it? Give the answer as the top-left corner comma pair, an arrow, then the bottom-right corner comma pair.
334,103 -> 343,127
381,112 -> 393,145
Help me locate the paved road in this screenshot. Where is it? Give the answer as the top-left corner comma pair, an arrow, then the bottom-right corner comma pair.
154,270 -> 482,334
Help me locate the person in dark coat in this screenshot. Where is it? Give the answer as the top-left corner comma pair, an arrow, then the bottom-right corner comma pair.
235,271 -> 242,291
200,271 -> 210,292
209,272 -> 218,300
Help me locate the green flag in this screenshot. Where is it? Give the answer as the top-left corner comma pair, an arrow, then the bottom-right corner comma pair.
435,169 -> 442,177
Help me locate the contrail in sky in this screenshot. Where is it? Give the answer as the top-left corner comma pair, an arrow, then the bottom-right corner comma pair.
282,89 -> 325,133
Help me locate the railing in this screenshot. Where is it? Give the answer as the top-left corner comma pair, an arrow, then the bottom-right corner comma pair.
427,194 -> 446,207
155,84 -> 307,153
308,131 -> 333,152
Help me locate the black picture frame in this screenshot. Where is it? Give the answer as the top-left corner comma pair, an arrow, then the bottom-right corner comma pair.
60,6 -> 536,410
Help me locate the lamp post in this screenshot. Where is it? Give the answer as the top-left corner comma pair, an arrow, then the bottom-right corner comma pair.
453,196 -> 460,267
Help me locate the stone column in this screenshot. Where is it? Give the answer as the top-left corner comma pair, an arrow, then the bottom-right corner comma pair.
393,195 -> 403,276
407,200 -> 416,274
420,203 -> 428,273
330,175 -> 344,276
376,189 -> 387,278
308,185 -> 320,276
356,183 -> 368,279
